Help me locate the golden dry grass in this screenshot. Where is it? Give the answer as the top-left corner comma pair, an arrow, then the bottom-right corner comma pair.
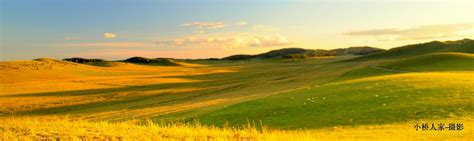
0,59 -> 236,115
1,116 -> 472,140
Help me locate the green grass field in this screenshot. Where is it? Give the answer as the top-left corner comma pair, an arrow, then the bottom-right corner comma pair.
196,72 -> 473,129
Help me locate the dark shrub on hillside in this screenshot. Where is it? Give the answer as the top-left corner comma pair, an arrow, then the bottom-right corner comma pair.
63,57 -> 107,63
124,56 -> 153,63
123,57 -> 180,66
207,58 -> 221,61
222,54 -> 255,60
283,54 -> 309,59
255,48 -> 309,59
63,57 -> 112,67
344,46 -> 385,55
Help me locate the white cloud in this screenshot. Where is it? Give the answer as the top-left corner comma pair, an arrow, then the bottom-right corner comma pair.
155,33 -> 292,48
247,34 -> 291,47
236,21 -> 248,26
181,22 -> 227,29
180,21 -> 249,29
345,23 -> 474,41
104,33 -> 117,39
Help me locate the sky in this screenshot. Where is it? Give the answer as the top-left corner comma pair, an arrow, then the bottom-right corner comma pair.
1,0 -> 473,61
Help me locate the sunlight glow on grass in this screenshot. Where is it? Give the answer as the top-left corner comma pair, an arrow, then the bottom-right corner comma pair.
1,116 -> 472,140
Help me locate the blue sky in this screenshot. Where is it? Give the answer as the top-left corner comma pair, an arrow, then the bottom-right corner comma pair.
1,0 -> 473,60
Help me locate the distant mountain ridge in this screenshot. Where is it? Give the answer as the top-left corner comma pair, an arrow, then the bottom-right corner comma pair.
223,38 -> 473,61
223,46 -> 385,60
59,38 -> 473,65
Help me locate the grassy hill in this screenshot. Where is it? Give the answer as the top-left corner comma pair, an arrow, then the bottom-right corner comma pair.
0,58 -> 232,110
223,47 -> 384,60
378,53 -> 474,71
223,48 -> 312,60
196,72 -> 473,129
349,39 -> 473,61
62,57 -> 201,67
123,56 -> 181,66
442,39 -> 474,53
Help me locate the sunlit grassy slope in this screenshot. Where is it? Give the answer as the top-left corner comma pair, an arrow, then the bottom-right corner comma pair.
349,39 -> 473,61
378,53 -> 474,71
197,72 -> 474,129
0,58 -> 235,115
442,39 -> 474,53
192,46 -> 474,129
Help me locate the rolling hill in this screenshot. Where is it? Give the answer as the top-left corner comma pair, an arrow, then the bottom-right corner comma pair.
123,57 -> 181,66
62,56 -> 192,67
222,48 -> 312,60
349,38 -> 473,61
441,38 -> 474,53
197,72 -> 474,129
378,52 -> 474,71
223,47 -> 384,60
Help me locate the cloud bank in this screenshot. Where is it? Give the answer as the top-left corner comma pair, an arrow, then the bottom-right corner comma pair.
345,23 -> 473,41
181,22 -> 227,29
104,33 -> 117,39
155,33 -> 292,48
